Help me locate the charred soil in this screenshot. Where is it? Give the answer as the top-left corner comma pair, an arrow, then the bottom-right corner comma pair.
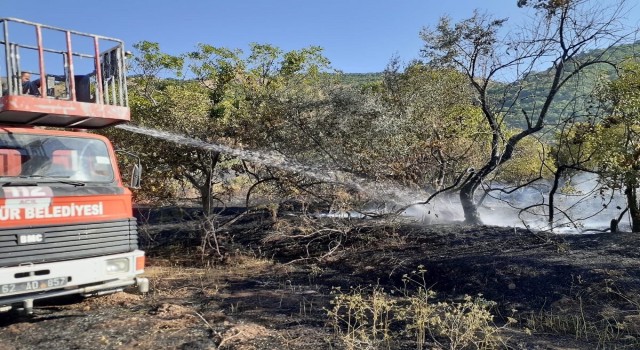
2,207 -> 640,349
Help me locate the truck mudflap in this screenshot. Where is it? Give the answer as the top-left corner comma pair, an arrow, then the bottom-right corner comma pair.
0,250 -> 147,312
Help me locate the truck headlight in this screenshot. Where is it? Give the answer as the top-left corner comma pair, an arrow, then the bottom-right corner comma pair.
106,258 -> 130,274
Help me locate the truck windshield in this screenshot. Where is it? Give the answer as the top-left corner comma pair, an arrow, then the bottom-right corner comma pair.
0,133 -> 114,183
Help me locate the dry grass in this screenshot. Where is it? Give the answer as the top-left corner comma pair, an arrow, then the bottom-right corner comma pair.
142,254 -> 272,300
218,323 -> 272,349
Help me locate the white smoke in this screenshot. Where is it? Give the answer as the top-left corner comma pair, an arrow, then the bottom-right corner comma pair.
401,173 -> 629,234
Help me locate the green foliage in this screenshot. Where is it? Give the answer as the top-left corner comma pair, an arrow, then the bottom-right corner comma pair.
119,40 -> 347,210
551,121 -> 600,172
117,36 -> 548,212
131,41 -> 184,74
105,79 -> 214,204
516,0 -> 572,17
415,0 -> 636,224
496,43 -> 640,130
420,11 -> 507,69
337,73 -> 384,87
591,62 -> 640,185
495,135 -> 552,184
296,40 -> 640,133
116,4 -> 637,225
352,62 -> 488,189
596,64 -> 640,189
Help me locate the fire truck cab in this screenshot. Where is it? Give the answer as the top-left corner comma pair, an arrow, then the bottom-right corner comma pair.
0,18 -> 147,313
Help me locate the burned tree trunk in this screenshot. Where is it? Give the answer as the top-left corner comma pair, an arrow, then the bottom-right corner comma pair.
625,187 -> 640,232
460,179 -> 482,225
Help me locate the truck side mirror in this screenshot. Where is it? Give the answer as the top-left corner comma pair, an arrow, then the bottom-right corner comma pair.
130,162 -> 142,189
115,150 -> 142,189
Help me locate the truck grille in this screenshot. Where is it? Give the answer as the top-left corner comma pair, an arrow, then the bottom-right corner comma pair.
0,219 -> 138,267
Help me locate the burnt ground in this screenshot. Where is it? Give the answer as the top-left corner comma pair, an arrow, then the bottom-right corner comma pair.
2,207 -> 640,349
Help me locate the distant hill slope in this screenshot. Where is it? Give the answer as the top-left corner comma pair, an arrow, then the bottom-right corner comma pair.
491,42 -> 640,128
338,43 -> 640,129
338,72 -> 384,86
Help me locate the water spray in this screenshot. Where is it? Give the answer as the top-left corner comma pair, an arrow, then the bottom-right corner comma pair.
116,124 -> 429,205
118,124 -> 625,232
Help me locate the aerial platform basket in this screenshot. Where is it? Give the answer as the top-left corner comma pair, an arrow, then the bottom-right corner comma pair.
0,18 -> 129,129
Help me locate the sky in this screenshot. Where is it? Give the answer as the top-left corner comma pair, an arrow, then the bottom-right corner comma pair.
3,0 -> 640,73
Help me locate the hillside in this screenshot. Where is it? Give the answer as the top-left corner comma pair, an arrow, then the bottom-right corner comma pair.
490,42 -> 640,128
337,72 -> 383,86
337,43 -> 640,129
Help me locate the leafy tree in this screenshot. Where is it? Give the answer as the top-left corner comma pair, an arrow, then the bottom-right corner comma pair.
592,61 -> 640,231
374,61 -> 488,189
420,0 -> 633,224
187,43 -> 353,208
116,41 -> 338,213
104,41 -> 194,205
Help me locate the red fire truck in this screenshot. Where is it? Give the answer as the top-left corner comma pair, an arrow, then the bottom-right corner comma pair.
0,18 -> 147,314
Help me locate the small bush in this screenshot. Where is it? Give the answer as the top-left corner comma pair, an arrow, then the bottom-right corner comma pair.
326,273 -> 503,349
327,285 -> 397,349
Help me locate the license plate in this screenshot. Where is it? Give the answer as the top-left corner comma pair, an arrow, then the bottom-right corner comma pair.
0,277 -> 68,295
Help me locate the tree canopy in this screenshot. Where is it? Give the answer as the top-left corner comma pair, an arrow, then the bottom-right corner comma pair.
105,0 -> 640,233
